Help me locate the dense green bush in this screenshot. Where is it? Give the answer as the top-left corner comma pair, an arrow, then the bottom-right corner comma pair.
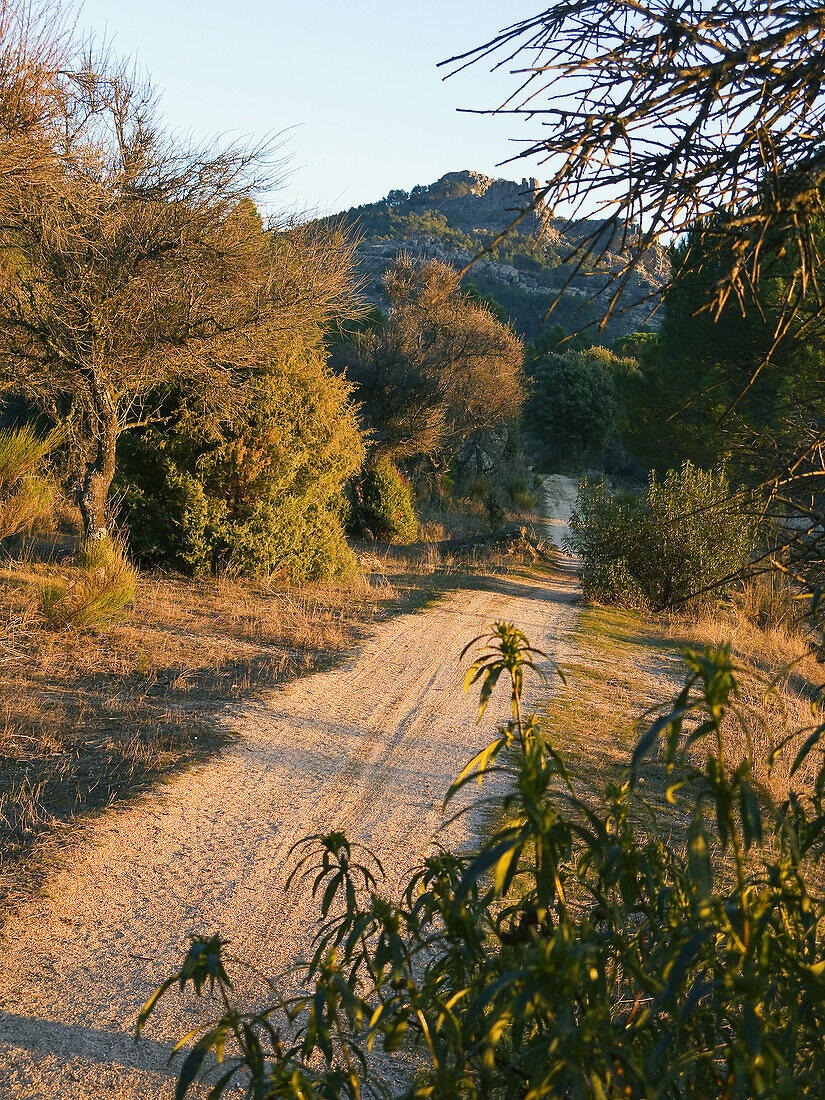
359,458 -> 418,543
143,622 -> 825,1099
525,346 -> 635,458
116,448 -> 219,576
569,463 -> 754,609
116,343 -> 364,579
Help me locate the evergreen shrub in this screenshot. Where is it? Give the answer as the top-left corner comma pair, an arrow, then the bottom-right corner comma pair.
526,346 -> 631,457
569,463 -> 753,609
116,343 -> 364,580
0,423 -> 61,540
360,458 -> 418,543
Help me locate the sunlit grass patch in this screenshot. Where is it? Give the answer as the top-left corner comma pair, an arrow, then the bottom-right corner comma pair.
543,587 -> 823,812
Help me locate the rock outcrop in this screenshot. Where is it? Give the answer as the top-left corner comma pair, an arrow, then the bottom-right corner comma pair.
328,170 -> 670,340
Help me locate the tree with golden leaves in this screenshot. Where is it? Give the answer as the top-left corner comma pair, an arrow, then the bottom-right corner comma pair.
347,256 -> 524,464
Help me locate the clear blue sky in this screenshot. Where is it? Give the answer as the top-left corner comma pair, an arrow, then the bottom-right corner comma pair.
76,1 -> 543,219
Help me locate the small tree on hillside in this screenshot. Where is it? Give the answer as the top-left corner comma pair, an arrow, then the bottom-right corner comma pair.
0,54 -> 360,539
346,256 -> 524,464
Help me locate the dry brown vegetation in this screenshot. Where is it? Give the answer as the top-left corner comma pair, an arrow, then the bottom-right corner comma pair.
670,576 -> 823,801
343,256 -> 524,466
547,576 -> 823,811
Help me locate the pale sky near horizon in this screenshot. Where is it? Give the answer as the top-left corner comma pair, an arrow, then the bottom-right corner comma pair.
76,1 -> 544,220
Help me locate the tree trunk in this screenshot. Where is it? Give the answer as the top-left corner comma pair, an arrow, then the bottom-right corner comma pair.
346,476 -> 375,540
78,407 -> 118,542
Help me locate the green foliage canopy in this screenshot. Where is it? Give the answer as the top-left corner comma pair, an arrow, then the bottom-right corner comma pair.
622,225 -> 825,475
569,464 -> 755,610
525,345 -> 636,459
117,340 -> 364,579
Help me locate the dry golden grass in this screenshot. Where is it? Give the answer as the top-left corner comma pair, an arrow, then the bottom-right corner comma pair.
548,576 -> 823,811
360,536 -> 531,581
414,488 -> 541,546
540,604 -> 687,806
415,496 -> 489,543
667,577 -> 823,801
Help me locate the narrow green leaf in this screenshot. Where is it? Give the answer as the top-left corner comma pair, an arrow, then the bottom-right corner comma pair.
456,835 -> 522,903
591,1073 -> 608,1100
687,818 -> 713,901
791,724 -> 825,777
631,707 -> 691,785
136,976 -> 177,1036
493,841 -> 522,895
175,1044 -> 209,1100
207,1066 -> 239,1100
477,666 -> 504,720
739,781 -> 763,849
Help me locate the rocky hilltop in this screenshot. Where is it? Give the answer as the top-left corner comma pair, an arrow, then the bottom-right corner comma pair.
327,170 -> 670,340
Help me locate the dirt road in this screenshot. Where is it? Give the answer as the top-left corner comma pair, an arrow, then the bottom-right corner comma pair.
0,480 -> 579,1099
540,473 -> 579,547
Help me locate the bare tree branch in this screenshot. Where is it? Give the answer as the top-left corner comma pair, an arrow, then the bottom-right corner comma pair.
0,40 -> 362,537
444,2 -> 825,331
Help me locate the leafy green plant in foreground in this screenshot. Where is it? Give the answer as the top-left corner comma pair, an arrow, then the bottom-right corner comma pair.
140,622 -> 825,1098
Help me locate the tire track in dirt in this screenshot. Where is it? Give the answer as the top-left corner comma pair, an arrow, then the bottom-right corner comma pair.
0,497 -> 579,1098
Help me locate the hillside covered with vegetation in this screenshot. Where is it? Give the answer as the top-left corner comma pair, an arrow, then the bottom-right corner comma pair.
321,170 -> 670,341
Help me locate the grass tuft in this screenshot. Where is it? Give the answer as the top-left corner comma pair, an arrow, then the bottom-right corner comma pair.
38,535 -> 137,631
0,423 -> 63,541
